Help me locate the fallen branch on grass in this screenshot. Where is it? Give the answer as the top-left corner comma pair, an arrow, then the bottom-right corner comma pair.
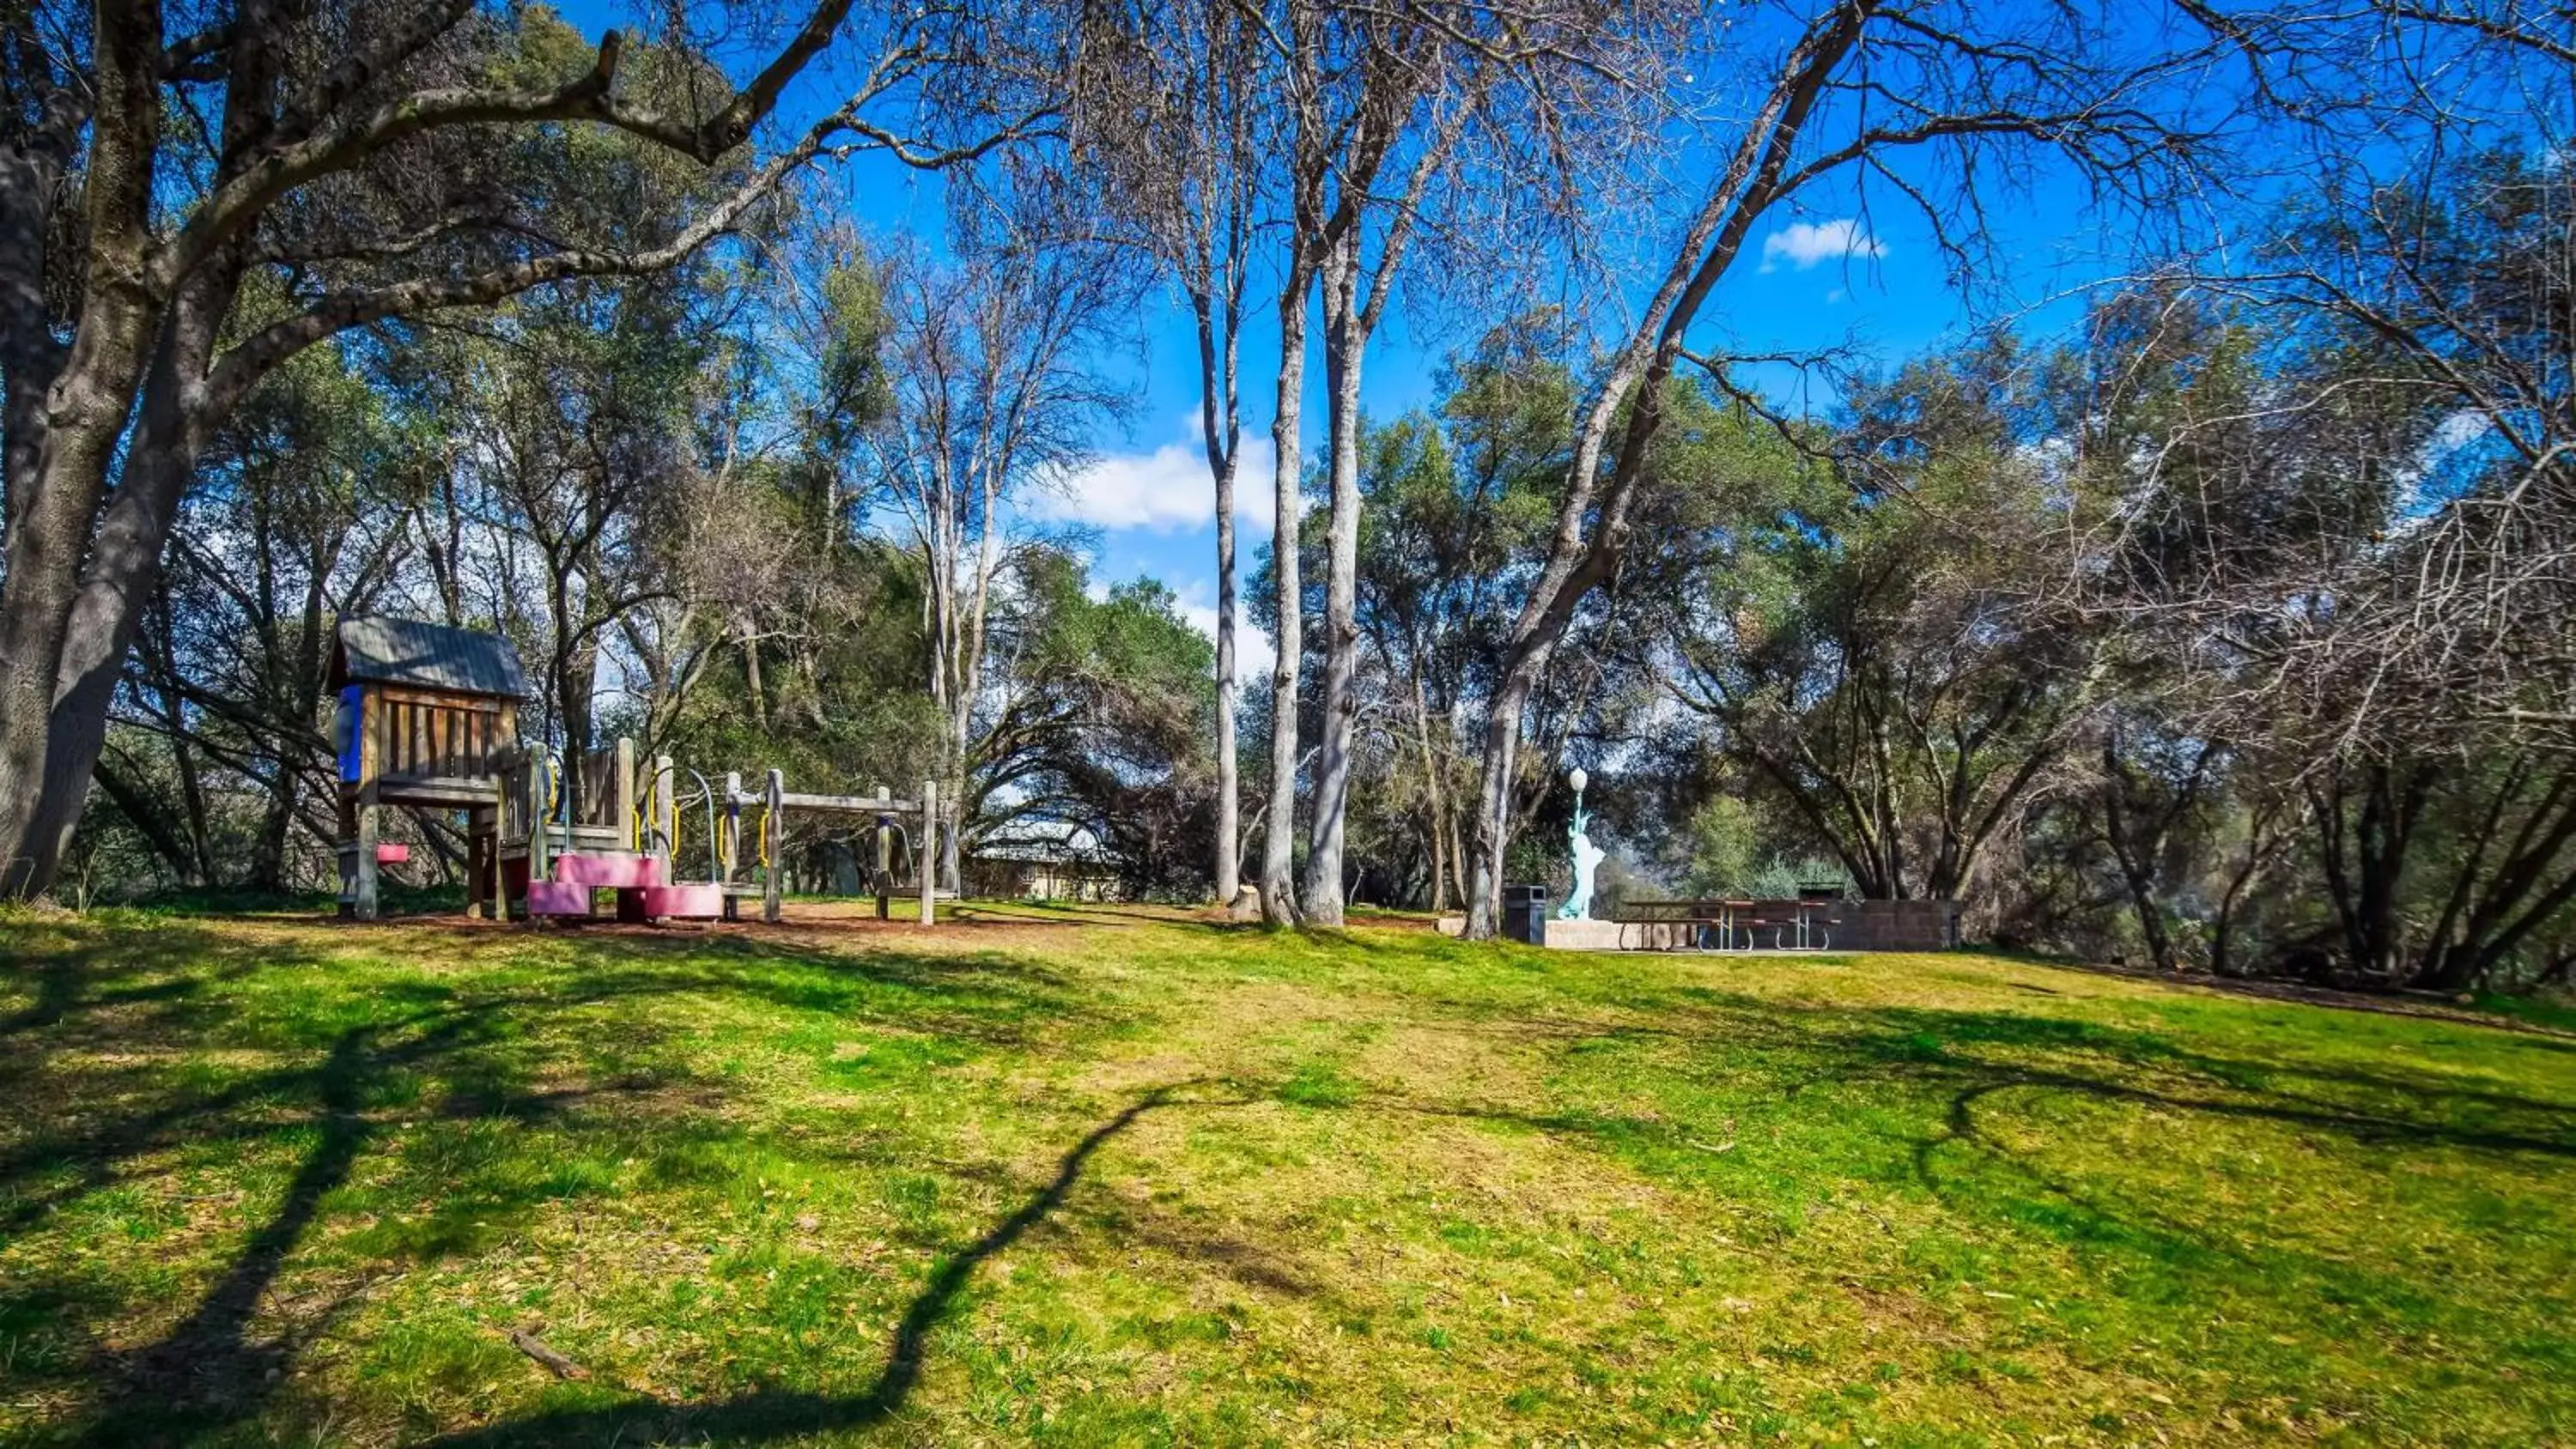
508,1329 -> 589,1380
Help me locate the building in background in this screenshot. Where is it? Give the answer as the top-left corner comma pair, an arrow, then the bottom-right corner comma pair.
966,822 -> 1121,902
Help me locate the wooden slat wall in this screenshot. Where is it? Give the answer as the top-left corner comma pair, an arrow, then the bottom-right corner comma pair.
373,691 -> 507,780
574,749 -> 623,827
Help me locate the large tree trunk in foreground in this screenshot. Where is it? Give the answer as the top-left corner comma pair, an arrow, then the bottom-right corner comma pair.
1206,374 -> 1243,908
1303,235 -> 1365,927
1261,250 -> 1314,926
0,0 -> 166,895
5,271 -> 237,900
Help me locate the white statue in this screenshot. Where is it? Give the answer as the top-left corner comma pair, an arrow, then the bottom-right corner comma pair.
1558,767 -> 1606,920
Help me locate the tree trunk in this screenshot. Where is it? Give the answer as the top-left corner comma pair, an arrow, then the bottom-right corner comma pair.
251,763 -> 301,893
91,753 -> 201,885
1261,250 -> 1313,926
1455,8 -> 1882,937
1466,660 -> 1537,937
2100,728 -> 2177,973
743,623 -> 769,731
1198,294 -> 1243,909
1213,488 -> 1242,907
2314,763 -> 2425,980
0,314 -> 155,897
1303,233 -> 1365,926
145,591 -> 215,882
0,0 -> 266,897
5,274 -> 246,896
1409,666 -> 1452,915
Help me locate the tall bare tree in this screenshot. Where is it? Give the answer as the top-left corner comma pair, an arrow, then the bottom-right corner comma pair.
1299,0 -> 1668,925
1298,14 -> 1470,926
1190,31 -> 1264,915
869,234 -> 1132,891
1069,0 -> 1273,911
1247,0 -> 1335,923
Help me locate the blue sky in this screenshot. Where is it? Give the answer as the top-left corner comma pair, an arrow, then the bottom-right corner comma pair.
565,0 -> 2153,664
1008,188 -> 2117,669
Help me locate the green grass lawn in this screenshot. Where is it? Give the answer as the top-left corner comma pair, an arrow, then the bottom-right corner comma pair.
3,902 -> 2573,1446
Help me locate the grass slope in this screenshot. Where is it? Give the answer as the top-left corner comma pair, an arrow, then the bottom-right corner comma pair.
3,903 -> 2572,1446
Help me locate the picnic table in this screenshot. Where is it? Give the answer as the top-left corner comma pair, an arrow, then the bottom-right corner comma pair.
1612,897 -> 1838,951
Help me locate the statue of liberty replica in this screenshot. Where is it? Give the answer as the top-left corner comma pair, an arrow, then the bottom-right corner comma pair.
1558,768 -> 1607,921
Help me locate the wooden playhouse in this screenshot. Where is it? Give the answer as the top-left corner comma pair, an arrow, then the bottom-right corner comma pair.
329,615 -> 529,919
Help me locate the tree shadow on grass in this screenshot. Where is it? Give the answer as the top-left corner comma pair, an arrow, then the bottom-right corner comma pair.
406,1082 -> 1242,1448
39,991 -> 679,1446
64,1020 -> 417,1445
1815,1002 -> 2576,1158
1323,984 -> 2576,1269
0,920 -> 284,1058
1280,969 -> 2576,1171
1,922 -> 1112,1228
3,914 -> 1125,1446
0,971 -> 1005,1244
1597,981 -> 2576,1153
1239,988 -> 2576,1375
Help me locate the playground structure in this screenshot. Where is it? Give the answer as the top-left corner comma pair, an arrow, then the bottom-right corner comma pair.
714,771 -> 938,926
331,615 -> 934,925
504,749 -> 939,927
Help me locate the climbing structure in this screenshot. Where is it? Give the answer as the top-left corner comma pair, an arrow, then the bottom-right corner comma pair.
711,771 -> 939,925
510,738 -> 700,923
330,615 -> 526,920
330,614 -> 933,928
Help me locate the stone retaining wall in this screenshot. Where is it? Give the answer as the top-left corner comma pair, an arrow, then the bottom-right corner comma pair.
1828,899 -> 1962,952
1539,919 -> 1698,951
1446,900 -> 1966,952
1542,898 -> 1961,952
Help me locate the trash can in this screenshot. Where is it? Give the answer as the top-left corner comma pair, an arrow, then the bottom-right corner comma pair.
1503,884 -> 1549,943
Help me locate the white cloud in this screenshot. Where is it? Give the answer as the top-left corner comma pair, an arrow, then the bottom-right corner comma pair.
1760,219 -> 1886,273
1029,421 -> 1278,535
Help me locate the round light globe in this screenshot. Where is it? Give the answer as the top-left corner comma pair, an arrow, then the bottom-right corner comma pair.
1568,767 -> 1589,796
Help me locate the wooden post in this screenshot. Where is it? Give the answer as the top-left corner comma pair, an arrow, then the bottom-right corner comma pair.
874,780 -> 891,921
497,701 -> 520,911
721,770 -> 743,922
919,779 -> 936,927
616,737 -> 639,850
467,801 -> 495,919
764,768 -> 785,924
492,773 -> 510,919
352,688 -> 382,920
353,795 -> 379,920
470,736 -> 501,920
336,794 -> 360,917
654,754 -> 676,858
530,750 -> 553,888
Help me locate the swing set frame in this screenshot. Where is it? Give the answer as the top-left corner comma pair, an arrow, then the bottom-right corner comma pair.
714,769 -> 941,925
